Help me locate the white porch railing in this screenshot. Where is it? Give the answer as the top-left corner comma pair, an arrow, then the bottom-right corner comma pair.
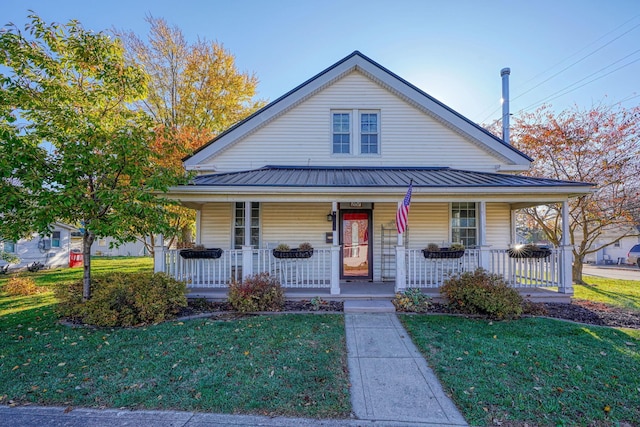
165,248 -> 332,288
405,248 -> 562,288
406,249 -> 480,288
489,248 -> 561,287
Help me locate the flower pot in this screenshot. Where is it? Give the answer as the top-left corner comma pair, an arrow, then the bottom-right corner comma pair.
507,247 -> 551,259
179,248 -> 223,259
422,249 -> 465,259
272,248 -> 314,259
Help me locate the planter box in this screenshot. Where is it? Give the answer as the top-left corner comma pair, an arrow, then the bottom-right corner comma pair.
507,247 -> 551,259
179,248 -> 223,259
272,249 -> 314,259
422,249 -> 465,259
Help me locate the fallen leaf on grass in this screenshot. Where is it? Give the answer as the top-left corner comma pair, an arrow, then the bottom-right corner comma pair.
64,406 -> 73,413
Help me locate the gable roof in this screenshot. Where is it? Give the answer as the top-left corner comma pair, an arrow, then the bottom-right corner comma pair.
184,51 -> 532,169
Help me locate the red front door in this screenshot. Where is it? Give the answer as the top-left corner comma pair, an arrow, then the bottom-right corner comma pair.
340,211 -> 372,280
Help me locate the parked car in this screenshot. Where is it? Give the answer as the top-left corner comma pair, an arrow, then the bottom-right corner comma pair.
628,244 -> 640,268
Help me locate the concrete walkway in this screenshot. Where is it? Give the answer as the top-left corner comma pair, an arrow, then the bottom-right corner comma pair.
346,313 -> 467,426
0,312 -> 468,427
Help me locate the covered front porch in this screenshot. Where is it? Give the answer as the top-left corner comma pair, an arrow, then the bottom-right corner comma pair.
156,245 -> 573,303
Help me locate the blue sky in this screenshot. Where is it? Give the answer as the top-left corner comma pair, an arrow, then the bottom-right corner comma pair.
4,0 -> 640,125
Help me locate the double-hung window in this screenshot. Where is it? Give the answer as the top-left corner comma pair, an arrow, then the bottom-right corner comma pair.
332,110 -> 380,155
233,202 -> 260,249
332,112 -> 351,154
360,112 -> 378,154
451,202 -> 477,247
51,231 -> 61,248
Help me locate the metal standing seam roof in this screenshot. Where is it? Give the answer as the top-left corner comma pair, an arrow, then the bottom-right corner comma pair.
190,166 -> 593,188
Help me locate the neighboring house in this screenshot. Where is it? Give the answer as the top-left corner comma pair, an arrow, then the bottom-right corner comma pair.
160,51 -> 592,300
582,226 -> 640,265
88,236 -> 150,257
0,223 -> 75,270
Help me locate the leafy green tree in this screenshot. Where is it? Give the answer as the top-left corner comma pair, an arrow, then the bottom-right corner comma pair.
0,14 -> 186,299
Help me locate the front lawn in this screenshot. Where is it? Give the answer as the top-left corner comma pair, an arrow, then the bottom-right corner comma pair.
0,257 -> 350,418
0,308 -> 350,417
402,315 -> 640,426
577,275 -> 640,312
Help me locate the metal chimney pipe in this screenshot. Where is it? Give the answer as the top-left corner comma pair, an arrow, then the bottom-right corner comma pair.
500,67 -> 511,144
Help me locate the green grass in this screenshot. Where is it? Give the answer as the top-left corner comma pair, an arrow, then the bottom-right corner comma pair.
576,275 -> 640,312
0,257 -> 350,418
0,309 -> 350,417
401,315 -> 640,426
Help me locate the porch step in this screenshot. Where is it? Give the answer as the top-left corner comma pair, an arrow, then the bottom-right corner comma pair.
344,300 -> 396,313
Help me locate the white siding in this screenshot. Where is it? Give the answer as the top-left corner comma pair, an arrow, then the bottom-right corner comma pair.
486,203 -> 511,248
200,203 -> 233,248
202,71 -> 504,173
1,228 -> 71,269
262,203 -> 332,249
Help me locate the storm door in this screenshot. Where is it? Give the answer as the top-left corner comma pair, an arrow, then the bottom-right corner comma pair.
340,210 -> 372,280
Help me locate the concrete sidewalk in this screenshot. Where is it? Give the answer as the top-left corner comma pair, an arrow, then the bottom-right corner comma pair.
346,313 -> 467,426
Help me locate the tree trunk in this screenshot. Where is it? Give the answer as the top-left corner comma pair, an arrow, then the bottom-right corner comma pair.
82,231 -> 96,301
572,255 -> 585,285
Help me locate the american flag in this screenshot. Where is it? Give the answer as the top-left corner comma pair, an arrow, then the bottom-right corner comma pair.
396,181 -> 413,234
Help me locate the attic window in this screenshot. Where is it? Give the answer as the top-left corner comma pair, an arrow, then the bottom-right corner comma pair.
332,112 -> 351,154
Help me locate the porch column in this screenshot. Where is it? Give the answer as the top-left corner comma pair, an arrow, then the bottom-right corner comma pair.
330,201 -> 340,295
395,246 -> 406,292
478,201 -> 491,270
559,200 -> 574,295
195,209 -> 202,245
153,234 -> 165,273
242,202 -> 253,280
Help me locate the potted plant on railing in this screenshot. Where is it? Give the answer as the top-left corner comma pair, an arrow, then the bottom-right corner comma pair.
179,244 -> 223,259
272,242 -> 314,259
508,244 -> 551,259
422,242 -> 466,259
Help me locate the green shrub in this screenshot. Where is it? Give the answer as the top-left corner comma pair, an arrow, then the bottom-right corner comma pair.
392,288 -> 432,312
228,273 -> 284,313
55,272 -> 187,327
440,268 -> 524,320
4,276 -> 41,296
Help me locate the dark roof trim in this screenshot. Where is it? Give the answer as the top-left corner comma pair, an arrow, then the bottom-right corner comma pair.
184,51 -> 532,162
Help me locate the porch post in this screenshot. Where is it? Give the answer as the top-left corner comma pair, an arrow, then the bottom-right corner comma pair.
153,234 -> 165,273
395,245 -> 406,292
478,201 -> 490,270
330,201 -> 340,295
242,202 -> 253,279
195,209 -> 202,245
559,200 -> 574,295
331,246 -> 340,295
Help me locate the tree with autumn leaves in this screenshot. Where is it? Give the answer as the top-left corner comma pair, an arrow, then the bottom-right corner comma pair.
511,104 -> 640,283
0,14 -> 188,300
120,17 -> 265,250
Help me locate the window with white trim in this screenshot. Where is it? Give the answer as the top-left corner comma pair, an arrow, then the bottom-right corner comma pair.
451,202 -> 477,247
233,202 -> 260,249
51,231 -> 61,248
332,112 -> 351,154
360,112 -> 379,154
2,240 -> 16,253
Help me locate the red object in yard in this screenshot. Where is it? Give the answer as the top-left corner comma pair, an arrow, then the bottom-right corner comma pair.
69,252 -> 83,268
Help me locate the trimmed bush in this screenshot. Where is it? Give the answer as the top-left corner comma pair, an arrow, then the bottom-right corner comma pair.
440,268 -> 524,320
392,288 -> 432,313
55,272 -> 187,327
4,276 -> 41,296
228,272 -> 284,313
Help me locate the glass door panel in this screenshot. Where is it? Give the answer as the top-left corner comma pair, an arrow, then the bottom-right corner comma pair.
342,212 -> 370,278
